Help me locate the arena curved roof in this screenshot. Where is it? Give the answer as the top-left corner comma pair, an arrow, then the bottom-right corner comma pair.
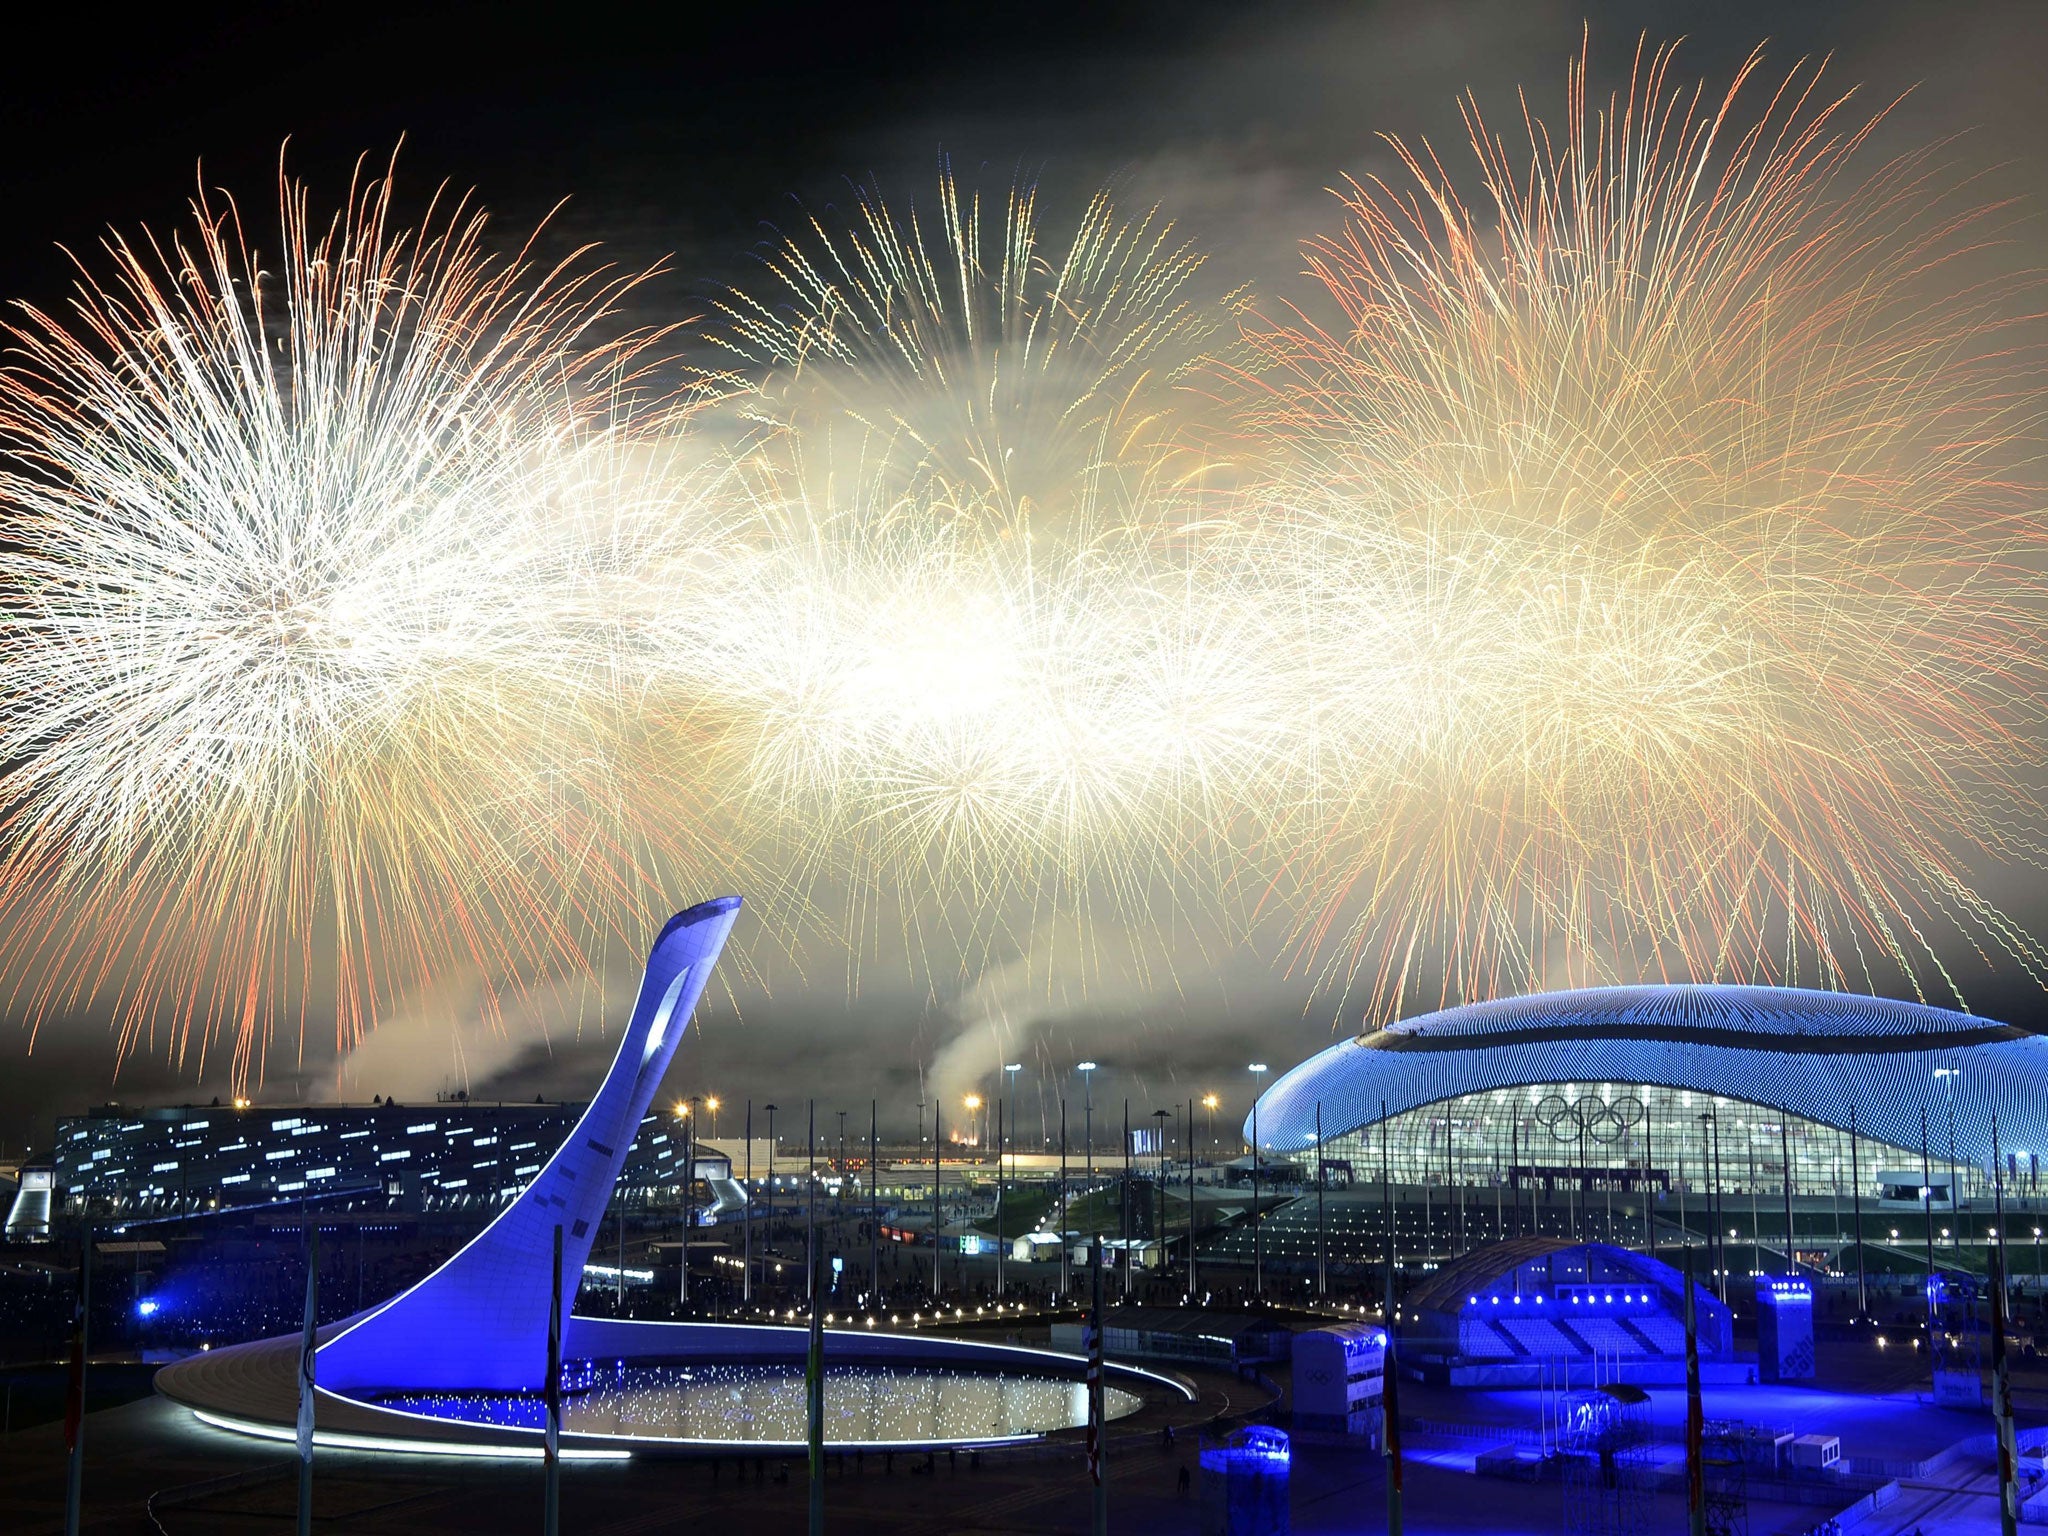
1402,1237 -> 1723,1322
1249,984 -> 2048,1171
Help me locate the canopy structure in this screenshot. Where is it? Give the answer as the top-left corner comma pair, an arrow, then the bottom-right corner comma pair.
1401,1238 -> 1734,1360
1249,984 -> 2048,1172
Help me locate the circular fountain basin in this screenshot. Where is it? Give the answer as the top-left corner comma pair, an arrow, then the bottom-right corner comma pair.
159,1318 -> 1188,1455
372,1360 -> 1143,1445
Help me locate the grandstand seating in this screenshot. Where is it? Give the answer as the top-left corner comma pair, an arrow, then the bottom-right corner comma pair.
1563,1316 -> 1642,1356
1626,1314 -> 1701,1356
1458,1316 -> 1517,1357
1450,1307 -> 1710,1360
1499,1317 -> 1586,1356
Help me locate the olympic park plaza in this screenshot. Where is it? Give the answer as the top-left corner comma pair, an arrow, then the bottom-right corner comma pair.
27,895 -> 2048,1534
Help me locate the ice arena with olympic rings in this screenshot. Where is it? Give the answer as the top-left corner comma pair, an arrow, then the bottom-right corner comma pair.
1216,986 -> 2048,1293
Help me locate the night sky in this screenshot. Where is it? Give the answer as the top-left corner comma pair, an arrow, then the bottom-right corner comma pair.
3,1 -> 2045,1157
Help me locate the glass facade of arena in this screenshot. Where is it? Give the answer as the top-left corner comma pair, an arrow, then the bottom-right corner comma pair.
1312,1083 -> 2023,1205
1204,1081 -> 2048,1280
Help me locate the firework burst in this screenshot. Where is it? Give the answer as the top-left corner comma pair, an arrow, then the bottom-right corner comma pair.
666,172 -> 1274,952
0,153 -> 681,1083
1232,40 -> 2048,1017
699,166 -> 1227,527
6,40 -> 2046,1080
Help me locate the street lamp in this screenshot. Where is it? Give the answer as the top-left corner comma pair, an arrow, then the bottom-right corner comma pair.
1249,1064 -> 1269,1298
706,1096 -> 720,1139
1078,1063 -> 1098,1178
1202,1093 -> 1220,1149
964,1094 -> 982,1150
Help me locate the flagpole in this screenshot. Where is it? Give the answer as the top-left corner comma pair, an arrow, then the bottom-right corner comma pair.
1088,1233 -> 1107,1536
1121,1100 -> 1131,1302
743,1100 -> 753,1306
808,1104 -> 826,1536
807,1101 -> 817,1303
1684,1241 -> 1706,1536
1993,1113 -> 2018,1536
869,1100 -> 879,1309
1849,1104 -> 1866,1317
297,1216 -> 319,1536
544,1224 -> 562,1536
682,1105 -> 693,1307
996,1096 -> 1007,1300
63,1222 -> 90,1536
808,1230 -> 825,1536
1316,1101 -> 1328,1296
1059,1100 -> 1069,1299
1186,1098 -> 1197,1302
1380,1100 -> 1402,1536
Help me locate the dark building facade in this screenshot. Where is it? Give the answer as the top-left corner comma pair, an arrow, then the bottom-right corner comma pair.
52,1098 -> 695,1216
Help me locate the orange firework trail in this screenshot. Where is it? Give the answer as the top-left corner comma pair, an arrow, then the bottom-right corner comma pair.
0,153 -> 705,1087
1,40 -> 2044,1083
1228,39 -> 2048,1018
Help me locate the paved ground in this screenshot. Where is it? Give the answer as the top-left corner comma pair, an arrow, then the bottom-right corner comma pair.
0,1388 -> 1923,1535
1442,1379 -> 1991,1459
6,1333 -> 2039,1533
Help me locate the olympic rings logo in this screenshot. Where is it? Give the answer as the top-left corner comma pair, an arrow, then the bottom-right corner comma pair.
1532,1091 -> 1646,1145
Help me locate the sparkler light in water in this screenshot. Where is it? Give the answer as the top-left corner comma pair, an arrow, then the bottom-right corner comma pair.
0,154 -> 681,1083
1230,41 -> 2048,1016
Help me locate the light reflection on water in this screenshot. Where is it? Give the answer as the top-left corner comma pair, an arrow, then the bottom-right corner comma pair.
376,1362 -> 1142,1443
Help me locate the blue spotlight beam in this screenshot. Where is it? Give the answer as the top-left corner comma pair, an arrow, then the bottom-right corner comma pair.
318,897 -> 743,1393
